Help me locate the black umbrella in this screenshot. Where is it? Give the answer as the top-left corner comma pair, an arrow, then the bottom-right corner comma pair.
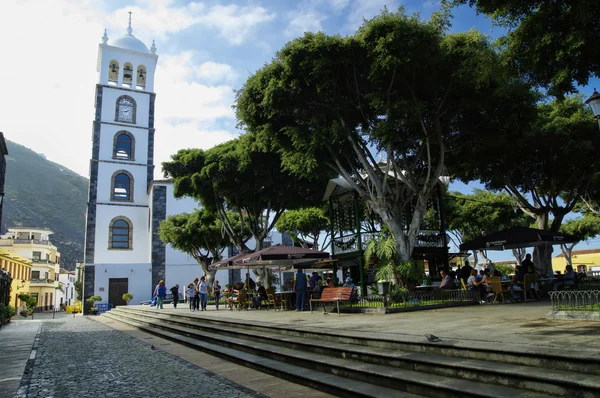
460,226 -> 579,251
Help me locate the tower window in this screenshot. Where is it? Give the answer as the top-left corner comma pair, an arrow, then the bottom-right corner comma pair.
109,217 -> 133,249
113,131 -> 135,160
111,170 -> 133,201
137,65 -> 146,90
108,60 -> 119,84
115,95 -> 136,124
123,62 -> 133,87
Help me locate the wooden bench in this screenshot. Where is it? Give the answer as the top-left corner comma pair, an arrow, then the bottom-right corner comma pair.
309,287 -> 354,315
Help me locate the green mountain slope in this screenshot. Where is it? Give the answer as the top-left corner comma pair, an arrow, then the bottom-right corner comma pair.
2,140 -> 88,270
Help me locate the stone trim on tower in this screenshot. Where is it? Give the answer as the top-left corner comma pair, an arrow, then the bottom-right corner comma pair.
151,185 -> 166,293
147,93 -> 156,190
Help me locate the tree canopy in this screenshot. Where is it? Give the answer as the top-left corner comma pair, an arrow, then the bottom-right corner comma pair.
451,0 -> 600,96
236,9 -> 534,262
450,96 -> 600,273
159,208 -> 236,277
162,133 -> 331,252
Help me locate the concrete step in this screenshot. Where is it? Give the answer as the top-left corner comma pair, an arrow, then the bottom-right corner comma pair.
105,310 -> 568,398
113,307 -> 599,397
113,307 -> 600,376
102,312 -> 422,398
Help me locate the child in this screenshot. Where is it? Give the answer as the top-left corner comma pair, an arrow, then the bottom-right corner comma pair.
186,283 -> 195,312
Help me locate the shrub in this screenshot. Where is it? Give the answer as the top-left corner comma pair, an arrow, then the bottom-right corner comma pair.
122,292 -> 134,305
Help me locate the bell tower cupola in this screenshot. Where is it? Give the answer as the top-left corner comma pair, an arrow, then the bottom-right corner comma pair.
97,12 -> 158,92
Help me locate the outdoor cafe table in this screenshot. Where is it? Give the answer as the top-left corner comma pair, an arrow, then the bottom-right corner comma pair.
275,291 -> 294,310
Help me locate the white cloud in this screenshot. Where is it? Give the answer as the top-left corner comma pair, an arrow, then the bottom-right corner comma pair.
200,4 -> 276,45
310,0 -> 351,11
196,61 -> 239,85
0,1 -> 243,179
347,0 -> 399,30
286,8 -> 326,37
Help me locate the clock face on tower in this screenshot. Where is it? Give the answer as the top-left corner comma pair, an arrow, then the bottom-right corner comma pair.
117,98 -> 134,123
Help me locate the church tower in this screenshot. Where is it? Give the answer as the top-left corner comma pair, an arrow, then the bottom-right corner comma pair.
84,14 -> 158,306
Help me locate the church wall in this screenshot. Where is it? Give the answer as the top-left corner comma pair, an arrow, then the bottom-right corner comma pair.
93,205 -> 151,264
98,47 -> 156,92
92,262 -> 151,305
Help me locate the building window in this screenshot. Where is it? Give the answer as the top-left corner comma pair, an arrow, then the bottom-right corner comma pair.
111,170 -> 134,201
115,95 -> 136,124
32,251 -> 41,261
108,60 -> 119,84
113,131 -> 135,160
109,216 -> 133,250
31,270 -> 40,280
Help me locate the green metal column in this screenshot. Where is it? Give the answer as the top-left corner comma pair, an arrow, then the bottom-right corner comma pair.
354,193 -> 366,295
328,200 -> 338,285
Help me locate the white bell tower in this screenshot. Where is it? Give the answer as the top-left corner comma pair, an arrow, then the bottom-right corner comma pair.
84,13 -> 158,306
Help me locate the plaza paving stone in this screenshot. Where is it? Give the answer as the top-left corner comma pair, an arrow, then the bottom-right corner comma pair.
18,316 -> 263,398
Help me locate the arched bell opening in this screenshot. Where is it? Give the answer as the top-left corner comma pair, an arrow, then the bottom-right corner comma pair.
108,60 -> 119,85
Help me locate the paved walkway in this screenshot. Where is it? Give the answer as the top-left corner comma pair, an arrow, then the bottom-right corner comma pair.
0,321 -> 40,398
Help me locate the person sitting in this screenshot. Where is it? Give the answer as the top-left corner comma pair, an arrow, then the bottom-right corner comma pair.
245,273 -> 256,290
227,282 -> 244,311
439,269 -> 453,289
311,282 -> 323,299
467,269 -> 487,304
326,278 -> 334,288
252,282 -> 268,308
554,264 -> 576,290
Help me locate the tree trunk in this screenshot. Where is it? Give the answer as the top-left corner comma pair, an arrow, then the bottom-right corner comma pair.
532,213 -> 553,275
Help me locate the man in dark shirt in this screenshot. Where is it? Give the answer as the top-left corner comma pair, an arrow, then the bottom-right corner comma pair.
169,284 -> 179,308
293,270 -> 308,311
245,273 -> 256,290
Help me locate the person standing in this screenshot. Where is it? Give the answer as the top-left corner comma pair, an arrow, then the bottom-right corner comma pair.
213,280 -> 221,310
186,283 -> 195,311
193,277 -> 200,311
170,284 -> 179,309
245,273 -> 256,290
199,276 -> 208,311
155,280 -> 167,309
293,269 -> 308,311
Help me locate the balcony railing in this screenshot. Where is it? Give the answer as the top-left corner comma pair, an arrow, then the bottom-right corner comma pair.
12,239 -> 53,246
31,259 -> 56,265
30,278 -> 56,285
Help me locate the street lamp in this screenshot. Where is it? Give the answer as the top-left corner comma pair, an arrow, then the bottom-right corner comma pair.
585,89 -> 600,119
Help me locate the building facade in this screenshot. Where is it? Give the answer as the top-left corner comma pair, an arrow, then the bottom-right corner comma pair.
55,268 -> 76,309
0,132 -> 7,232
0,228 -> 58,310
0,249 -> 31,309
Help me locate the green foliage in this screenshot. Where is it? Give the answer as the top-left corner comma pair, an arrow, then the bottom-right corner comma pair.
0,303 -> 14,322
560,214 -> 600,241
159,209 -> 235,274
493,263 -> 515,278
451,0 -> 599,96
85,295 -> 102,306
74,280 -> 83,301
445,189 -> 530,245
17,293 -> 37,311
122,293 -> 134,305
275,207 -> 330,249
236,8 -> 534,262
162,135 -> 332,251
3,140 -> 87,270
388,285 -> 410,304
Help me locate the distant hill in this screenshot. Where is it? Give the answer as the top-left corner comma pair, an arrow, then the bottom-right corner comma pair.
2,140 -> 88,271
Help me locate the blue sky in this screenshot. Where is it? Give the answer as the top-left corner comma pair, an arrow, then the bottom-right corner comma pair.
0,1 -> 598,262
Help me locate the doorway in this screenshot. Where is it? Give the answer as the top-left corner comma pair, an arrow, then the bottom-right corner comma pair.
108,278 -> 128,307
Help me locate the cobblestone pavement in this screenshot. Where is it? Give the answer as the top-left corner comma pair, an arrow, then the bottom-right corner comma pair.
19,317 -> 263,398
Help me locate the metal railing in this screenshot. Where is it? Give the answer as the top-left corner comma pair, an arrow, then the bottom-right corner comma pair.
30,278 -> 55,285
31,259 -> 56,265
339,289 -> 476,312
549,290 -> 600,311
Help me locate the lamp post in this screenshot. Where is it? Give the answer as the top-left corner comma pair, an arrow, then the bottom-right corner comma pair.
585,89 -> 600,129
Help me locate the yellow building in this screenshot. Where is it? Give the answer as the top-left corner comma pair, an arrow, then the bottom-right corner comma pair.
0,249 -> 31,309
0,228 -> 61,310
552,248 -> 600,276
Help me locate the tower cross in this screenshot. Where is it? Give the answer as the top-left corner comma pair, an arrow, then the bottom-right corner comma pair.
127,11 -> 133,35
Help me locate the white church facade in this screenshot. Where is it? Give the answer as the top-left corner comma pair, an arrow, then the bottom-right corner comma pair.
83,17 -> 290,307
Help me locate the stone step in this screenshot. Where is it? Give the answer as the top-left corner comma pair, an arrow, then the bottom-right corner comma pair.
113,307 -> 600,376
105,310 -> 555,398
102,312 -> 422,398
111,307 -> 600,396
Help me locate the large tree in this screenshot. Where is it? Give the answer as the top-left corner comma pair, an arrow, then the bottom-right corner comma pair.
451,0 -> 600,96
162,134 -> 331,253
451,96 -> 600,274
445,189 -> 530,265
159,209 -> 237,281
559,213 -> 600,267
236,9 -> 533,263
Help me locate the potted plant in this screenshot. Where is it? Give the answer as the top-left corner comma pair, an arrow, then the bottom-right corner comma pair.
122,292 -> 134,305
17,293 -> 37,318
86,296 -> 102,315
